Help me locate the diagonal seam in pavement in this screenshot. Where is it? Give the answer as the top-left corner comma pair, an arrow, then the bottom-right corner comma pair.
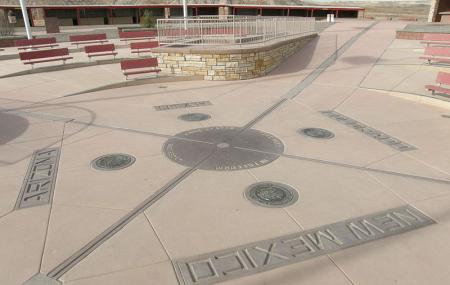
44,21 -> 381,283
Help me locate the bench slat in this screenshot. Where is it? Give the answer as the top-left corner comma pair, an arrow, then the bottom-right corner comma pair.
23,56 -> 73,65
423,33 -> 450,42
426,85 -> 450,96
421,40 -> 450,46
88,52 -> 118,58
85,43 -> 115,54
419,56 -> 450,63
15,37 -> 57,48
119,31 -> 156,42
120,57 -> 160,79
18,44 -> 58,50
130,41 -> 159,50
436,71 -> 450,86
85,44 -> 117,59
19,48 -> 70,61
426,72 -> 450,96
70,33 -> 107,43
421,47 -> 450,64
121,57 -> 158,70
123,69 -> 161,76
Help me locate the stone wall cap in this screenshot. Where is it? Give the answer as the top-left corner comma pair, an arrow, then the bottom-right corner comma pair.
153,33 -> 317,54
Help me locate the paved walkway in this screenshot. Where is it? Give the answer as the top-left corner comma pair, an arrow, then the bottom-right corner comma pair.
1,20 -> 450,285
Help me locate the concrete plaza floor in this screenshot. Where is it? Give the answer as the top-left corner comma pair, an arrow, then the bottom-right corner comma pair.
1,20 -> 450,285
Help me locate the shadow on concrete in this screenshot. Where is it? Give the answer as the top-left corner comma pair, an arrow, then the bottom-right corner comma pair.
0,58 -> 132,79
0,104 -> 97,167
341,55 -> 378,65
0,112 -> 29,145
267,36 -> 319,76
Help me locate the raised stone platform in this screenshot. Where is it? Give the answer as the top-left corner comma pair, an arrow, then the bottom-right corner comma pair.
396,23 -> 450,40
152,33 -> 317,80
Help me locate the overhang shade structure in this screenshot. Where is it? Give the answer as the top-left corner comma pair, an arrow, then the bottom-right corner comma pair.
0,2 -> 365,27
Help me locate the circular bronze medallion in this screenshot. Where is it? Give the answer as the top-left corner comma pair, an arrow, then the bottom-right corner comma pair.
92,154 -> 136,171
178,113 -> 211,122
299,128 -> 335,139
245,182 -> 298,208
163,126 -> 284,171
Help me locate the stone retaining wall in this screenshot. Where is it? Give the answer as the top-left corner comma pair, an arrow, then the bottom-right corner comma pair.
152,33 -> 317,81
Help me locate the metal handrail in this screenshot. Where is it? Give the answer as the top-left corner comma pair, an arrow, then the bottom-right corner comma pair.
157,16 -> 316,47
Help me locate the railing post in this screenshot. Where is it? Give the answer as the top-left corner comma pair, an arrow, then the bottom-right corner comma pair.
157,20 -> 160,44
284,17 -> 287,39
232,18 -> 235,44
200,19 -> 203,44
274,18 -> 277,40
263,18 -> 266,42
239,19 -> 242,45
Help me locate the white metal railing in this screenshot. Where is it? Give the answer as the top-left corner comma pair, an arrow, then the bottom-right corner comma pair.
157,16 -> 317,46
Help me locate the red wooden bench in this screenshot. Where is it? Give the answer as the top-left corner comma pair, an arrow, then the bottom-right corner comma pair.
120,57 -> 161,80
419,47 -> 450,64
421,33 -> 450,47
69,33 -> 108,47
15,37 -> 58,50
426,72 -> 450,96
130,41 -> 159,55
84,44 -> 117,60
19,48 -> 73,68
119,30 -> 157,43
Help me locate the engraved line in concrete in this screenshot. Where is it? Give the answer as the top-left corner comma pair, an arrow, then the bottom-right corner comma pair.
283,153 -> 450,185
231,146 -> 450,185
38,122 -> 68,275
284,21 -> 378,100
239,22 -> 377,132
0,108 -> 215,145
47,143 -> 221,279
47,167 -> 197,279
0,108 -> 74,123
240,99 -> 287,131
71,121 -> 217,145
174,205 -> 434,285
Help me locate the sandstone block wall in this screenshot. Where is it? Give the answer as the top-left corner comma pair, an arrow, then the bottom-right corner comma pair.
153,33 -> 316,81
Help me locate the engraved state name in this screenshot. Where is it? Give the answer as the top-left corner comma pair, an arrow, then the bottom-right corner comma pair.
321,111 -> 416,151
154,101 -> 212,111
215,159 -> 271,170
15,148 -> 61,209
175,205 -> 434,285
